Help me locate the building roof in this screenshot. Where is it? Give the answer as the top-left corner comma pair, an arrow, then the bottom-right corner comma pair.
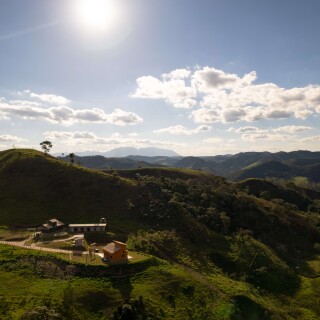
68,223 -> 107,227
41,218 -> 64,229
74,235 -> 84,239
102,241 -> 126,254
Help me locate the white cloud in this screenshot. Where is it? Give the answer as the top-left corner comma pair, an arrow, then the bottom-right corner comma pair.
241,133 -> 292,142
132,73 -> 197,109
189,108 -> 220,123
44,131 -> 95,140
228,125 -> 312,143
229,126 -> 266,133
228,125 -> 312,135
162,68 -> 191,80
222,108 -> 246,122
154,125 -> 211,135
272,125 -> 312,134
20,90 -> 70,105
134,66 -> 320,124
43,130 -> 183,151
192,67 -> 256,91
111,132 -> 120,138
0,134 -> 27,142
300,135 -> 320,142
203,137 -> 223,144
0,98 -> 143,126
106,108 -> 143,126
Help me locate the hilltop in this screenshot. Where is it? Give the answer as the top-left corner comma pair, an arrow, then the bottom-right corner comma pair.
0,148 -> 320,319
0,149 -> 138,226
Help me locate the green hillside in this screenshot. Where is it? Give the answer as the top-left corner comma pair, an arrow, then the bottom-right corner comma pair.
0,149 -> 320,319
238,178 -> 320,211
0,149 -> 139,227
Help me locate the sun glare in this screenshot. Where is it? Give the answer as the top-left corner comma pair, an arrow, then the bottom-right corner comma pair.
76,0 -> 119,33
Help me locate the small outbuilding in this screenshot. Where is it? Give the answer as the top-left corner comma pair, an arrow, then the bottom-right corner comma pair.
102,240 -> 128,263
39,218 -> 65,233
73,235 -> 85,247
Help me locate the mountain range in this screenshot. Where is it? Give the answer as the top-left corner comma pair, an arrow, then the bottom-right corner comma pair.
61,147 -> 180,157
61,150 -> 320,184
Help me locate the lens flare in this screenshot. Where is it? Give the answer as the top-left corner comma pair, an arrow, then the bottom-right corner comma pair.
76,0 -> 119,33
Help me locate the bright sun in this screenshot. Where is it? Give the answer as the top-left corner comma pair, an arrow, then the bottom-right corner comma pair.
75,0 -> 119,33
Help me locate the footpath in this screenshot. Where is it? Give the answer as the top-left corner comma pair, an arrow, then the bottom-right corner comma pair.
0,240 -> 73,258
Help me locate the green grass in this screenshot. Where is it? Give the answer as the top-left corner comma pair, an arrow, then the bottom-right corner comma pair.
0,244 -> 228,319
0,241 -> 320,319
0,228 -> 32,241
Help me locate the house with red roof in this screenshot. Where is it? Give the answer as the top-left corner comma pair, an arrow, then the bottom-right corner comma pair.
102,240 -> 128,263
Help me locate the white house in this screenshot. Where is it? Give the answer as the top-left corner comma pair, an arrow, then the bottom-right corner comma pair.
68,223 -> 107,233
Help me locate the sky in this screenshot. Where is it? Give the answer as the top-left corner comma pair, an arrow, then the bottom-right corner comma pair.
0,0 -> 320,156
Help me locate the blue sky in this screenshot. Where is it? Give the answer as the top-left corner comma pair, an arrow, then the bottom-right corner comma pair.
0,0 -> 320,156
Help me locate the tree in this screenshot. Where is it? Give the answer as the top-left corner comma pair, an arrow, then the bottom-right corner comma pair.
40,141 -> 52,154
69,153 -> 75,165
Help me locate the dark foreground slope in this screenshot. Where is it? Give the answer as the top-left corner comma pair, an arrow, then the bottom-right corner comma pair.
0,149 -> 138,226
0,149 -> 320,319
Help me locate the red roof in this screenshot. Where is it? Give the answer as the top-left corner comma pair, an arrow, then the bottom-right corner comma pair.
102,241 -> 126,254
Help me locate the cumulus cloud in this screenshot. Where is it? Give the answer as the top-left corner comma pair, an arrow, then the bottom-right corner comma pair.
229,125 -> 312,135
0,134 -> 27,142
132,68 -> 197,109
154,125 -> 211,135
106,108 -> 143,126
241,133 -> 292,142
44,130 -> 183,150
162,68 -> 191,80
189,108 -> 220,123
0,98 -> 143,126
227,124 -> 312,143
229,126 -> 266,133
20,90 -> 70,105
272,125 -> 312,134
192,67 -> 256,91
133,66 -> 320,124
222,108 -> 246,122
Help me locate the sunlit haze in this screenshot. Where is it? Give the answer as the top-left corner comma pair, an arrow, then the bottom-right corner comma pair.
74,0 -> 120,33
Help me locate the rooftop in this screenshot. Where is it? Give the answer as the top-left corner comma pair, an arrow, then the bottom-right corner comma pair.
102,241 -> 126,254
41,218 -> 64,229
68,223 -> 107,227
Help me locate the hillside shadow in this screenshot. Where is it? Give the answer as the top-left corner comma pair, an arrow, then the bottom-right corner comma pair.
110,274 -> 133,300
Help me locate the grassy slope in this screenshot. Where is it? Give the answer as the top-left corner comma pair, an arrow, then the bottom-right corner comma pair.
0,245 -> 233,320
0,149 -> 320,319
0,149 -> 139,227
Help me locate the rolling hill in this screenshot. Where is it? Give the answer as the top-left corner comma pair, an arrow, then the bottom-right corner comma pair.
0,148 -> 320,319
63,151 -> 320,186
